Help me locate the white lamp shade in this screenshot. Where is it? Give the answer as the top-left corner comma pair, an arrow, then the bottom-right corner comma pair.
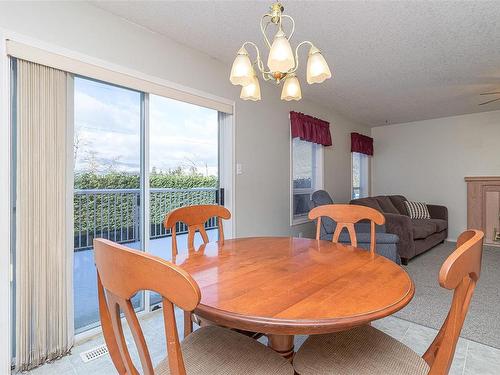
240,74 -> 261,101
267,30 -> 295,73
230,47 -> 253,86
306,48 -> 331,84
281,75 -> 302,101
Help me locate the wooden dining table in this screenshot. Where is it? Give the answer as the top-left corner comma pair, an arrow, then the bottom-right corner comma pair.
174,236 -> 414,359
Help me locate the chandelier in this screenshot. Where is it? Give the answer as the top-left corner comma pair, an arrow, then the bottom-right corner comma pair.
229,2 -> 332,101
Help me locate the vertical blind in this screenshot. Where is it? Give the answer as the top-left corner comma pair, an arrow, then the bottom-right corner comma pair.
15,59 -> 73,370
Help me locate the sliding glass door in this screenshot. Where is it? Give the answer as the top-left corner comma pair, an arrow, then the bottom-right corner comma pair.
72,80 -> 225,331
148,95 -> 220,306
73,77 -> 144,332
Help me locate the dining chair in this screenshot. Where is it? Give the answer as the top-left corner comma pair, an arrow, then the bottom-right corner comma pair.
308,204 -> 385,256
94,238 -> 294,375
293,229 -> 484,375
163,204 -> 231,337
163,204 -> 231,258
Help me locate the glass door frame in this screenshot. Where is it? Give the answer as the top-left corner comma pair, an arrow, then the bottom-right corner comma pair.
74,92 -> 235,341
141,92 -> 151,310
218,111 -> 235,238
72,75 -> 146,334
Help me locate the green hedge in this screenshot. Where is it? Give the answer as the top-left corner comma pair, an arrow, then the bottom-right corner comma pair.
75,171 -> 218,190
74,171 -> 218,248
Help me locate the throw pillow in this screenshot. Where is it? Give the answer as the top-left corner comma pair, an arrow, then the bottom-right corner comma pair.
404,201 -> 431,219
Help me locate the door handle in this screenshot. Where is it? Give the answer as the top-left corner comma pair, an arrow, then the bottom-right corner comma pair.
218,188 -> 225,206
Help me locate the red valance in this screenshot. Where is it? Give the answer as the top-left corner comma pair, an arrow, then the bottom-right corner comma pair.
290,111 -> 332,146
351,132 -> 373,156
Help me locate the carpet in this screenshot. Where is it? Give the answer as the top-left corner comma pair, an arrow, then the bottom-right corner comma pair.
394,241 -> 500,349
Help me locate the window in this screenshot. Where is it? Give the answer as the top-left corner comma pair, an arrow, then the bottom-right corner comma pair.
351,152 -> 371,199
73,77 -> 144,333
291,138 -> 323,224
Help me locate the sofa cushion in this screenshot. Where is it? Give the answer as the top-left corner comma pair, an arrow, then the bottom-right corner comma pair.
411,219 -> 438,239
428,219 -> 447,232
350,197 -> 383,212
374,196 -> 400,214
389,195 -> 409,216
405,201 -> 431,219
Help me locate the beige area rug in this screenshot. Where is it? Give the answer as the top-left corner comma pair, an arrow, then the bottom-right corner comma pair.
394,241 -> 500,349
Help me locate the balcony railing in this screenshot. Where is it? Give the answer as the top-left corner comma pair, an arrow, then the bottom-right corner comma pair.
74,187 -> 218,251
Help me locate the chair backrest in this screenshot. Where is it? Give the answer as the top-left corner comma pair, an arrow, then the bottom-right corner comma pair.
164,204 -> 231,257
308,204 -> 385,256
422,229 -> 484,375
94,238 -> 201,375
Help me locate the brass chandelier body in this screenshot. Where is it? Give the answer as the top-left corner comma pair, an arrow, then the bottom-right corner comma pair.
230,2 -> 332,101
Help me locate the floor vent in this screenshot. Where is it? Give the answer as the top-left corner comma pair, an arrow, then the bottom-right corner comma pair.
80,344 -> 109,363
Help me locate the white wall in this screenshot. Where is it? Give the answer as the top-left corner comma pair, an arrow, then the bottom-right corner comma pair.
0,1 -> 369,239
372,109 -> 500,240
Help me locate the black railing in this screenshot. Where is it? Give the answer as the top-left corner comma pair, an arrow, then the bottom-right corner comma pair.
74,187 -> 218,251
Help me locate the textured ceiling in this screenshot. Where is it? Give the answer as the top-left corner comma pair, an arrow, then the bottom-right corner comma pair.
89,1 -> 500,126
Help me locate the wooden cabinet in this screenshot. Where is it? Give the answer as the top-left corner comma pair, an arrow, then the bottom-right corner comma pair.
465,176 -> 500,247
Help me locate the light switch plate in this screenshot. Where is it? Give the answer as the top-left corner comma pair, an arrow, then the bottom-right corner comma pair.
236,163 -> 243,175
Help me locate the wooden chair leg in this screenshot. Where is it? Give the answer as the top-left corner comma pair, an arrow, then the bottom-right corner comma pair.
183,310 -> 193,337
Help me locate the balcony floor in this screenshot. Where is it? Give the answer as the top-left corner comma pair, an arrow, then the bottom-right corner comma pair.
74,229 -> 218,332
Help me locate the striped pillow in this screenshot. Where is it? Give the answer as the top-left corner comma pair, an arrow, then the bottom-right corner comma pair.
404,201 -> 431,219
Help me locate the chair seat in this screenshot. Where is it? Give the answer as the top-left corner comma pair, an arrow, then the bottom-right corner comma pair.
293,325 -> 430,375
155,325 -> 294,375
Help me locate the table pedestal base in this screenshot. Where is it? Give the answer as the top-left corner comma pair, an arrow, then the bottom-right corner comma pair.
267,334 -> 295,360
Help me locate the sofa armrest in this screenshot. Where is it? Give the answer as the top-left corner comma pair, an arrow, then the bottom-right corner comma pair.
427,204 -> 448,221
384,213 -> 415,260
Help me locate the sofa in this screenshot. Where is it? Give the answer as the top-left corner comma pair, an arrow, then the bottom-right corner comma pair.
350,195 -> 448,264
309,190 -> 401,264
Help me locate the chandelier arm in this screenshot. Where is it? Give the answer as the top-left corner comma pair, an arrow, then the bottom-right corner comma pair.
261,72 -> 273,81
260,14 -> 273,49
289,40 -> 314,74
241,41 -> 262,71
241,41 -> 273,76
280,14 -> 295,41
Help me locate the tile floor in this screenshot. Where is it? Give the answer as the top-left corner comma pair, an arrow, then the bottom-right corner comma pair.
74,229 -> 218,330
24,309 -> 500,375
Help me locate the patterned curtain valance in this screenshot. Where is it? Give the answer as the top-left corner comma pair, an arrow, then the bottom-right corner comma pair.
351,132 -> 373,156
290,111 -> 332,146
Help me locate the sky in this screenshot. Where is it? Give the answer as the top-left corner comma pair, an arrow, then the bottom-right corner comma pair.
74,77 -> 219,176
292,138 -> 314,186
